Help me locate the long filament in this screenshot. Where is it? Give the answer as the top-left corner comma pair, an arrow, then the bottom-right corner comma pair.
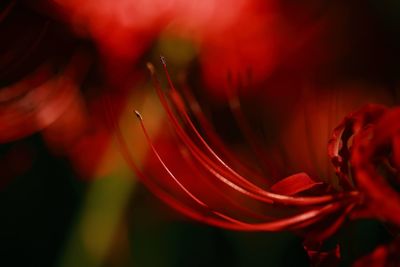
152,60 -> 358,205
134,110 -> 348,231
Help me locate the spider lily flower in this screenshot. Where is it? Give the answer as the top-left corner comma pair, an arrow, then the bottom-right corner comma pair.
112,60 -> 371,243
108,59 -> 400,265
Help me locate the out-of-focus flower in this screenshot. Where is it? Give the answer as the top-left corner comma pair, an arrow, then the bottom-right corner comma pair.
0,2 -> 114,180
33,0 -> 285,95
0,52 -> 89,143
0,1 -> 87,142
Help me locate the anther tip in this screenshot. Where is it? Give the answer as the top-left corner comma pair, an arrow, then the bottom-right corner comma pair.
134,110 -> 143,120
160,55 -> 166,65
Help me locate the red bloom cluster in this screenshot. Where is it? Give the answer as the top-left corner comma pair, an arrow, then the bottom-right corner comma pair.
329,104 -> 400,226
114,61 -> 400,266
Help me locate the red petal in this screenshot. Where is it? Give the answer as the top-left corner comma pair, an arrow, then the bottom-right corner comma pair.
270,172 -> 323,196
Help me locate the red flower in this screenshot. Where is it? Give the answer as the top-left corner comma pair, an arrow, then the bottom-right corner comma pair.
115,60 -> 361,237
112,60 -> 400,266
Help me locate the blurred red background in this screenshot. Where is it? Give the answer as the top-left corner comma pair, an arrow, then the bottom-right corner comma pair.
1,0 -> 400,266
